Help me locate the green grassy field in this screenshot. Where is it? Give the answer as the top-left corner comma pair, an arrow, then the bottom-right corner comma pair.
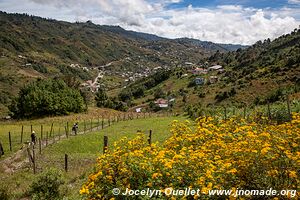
0,107 -> 124,158
0,115 -> 189,199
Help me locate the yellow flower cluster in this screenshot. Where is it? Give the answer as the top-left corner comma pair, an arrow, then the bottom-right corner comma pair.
81,113 -> 300,199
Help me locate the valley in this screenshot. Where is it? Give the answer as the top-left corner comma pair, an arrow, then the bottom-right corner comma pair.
0,10 -> 299,200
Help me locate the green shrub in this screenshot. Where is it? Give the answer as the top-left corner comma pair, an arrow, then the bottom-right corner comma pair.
0,186 -> 10,200
271,108 -> 291,123
9,78 -> 85,118
29,168 -> 64,200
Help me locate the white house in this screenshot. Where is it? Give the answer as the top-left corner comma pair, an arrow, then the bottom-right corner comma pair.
208,65 -> 223,71
154,98 -> 169,108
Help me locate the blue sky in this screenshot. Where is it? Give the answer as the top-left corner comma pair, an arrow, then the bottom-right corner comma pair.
0,0 -> 299,44
167,0 -> 298,9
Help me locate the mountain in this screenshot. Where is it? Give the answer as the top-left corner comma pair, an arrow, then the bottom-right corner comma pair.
3,11 -> 286,117
100,25 -> 163,41
117,28 -> 300,111
174,38 -> 248,52
0,11 -> 243,116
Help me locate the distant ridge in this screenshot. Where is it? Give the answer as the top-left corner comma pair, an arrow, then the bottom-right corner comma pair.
175,38 -> 248,52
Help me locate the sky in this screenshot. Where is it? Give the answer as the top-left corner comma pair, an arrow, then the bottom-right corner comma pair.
0,0 -> 300,45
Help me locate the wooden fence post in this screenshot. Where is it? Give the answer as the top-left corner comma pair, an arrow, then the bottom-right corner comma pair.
46,132 -> 48,146
90,119 -> 92,131
98,117 -> 100,130
65,126 -> 68,138
148,130 -> 152,145
32,146 -> 36,174
243,107 -> 246,119
103,136 -> 108,154
66,122 -> 69,136
287,95 -> 291,120
58,127 -> 61,140
41,125 -> 43,140
20,125 -> 24,143
224,107 -> 227,121
102,119 -> 104,129
49,123 -> 53,137
9,132 -> 12,151
267,102 -> 271,120
65,154 -> 68,172
108,118 -> 111,127
39,138 -> 42,155
0,141 -> 4,157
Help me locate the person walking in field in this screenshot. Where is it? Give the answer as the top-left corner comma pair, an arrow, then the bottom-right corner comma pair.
31,131 -> 36,145
72,122 -> 78,135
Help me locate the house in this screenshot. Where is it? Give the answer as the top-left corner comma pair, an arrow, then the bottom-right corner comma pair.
191,68 -> 208,75
209,76 -> 218,84
82,67 -> 89,71
181,73 -> 188,78
154,98 -> 169,108
86,80 -> 93,85
169,98 -> 176,102
136,108 -> 142,113
185,62 -> 194,65
154,66 -> 162,70
195,77 -> 205,85
208,65 -> 223,71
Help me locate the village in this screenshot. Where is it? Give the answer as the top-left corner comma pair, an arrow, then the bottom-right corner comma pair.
76,59 -> 225,111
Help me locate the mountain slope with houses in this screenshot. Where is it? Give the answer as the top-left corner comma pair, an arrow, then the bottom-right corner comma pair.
0,11 -> 246,116
117,29 -> 300,111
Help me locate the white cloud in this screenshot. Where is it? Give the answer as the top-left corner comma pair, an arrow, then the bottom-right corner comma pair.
288,0 -> 300,4
121,5 -> 299,45
0,0 -> 299,45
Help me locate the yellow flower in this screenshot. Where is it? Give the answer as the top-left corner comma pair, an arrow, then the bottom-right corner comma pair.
152,173 -> 161,179
261,147 -> 271,155
79,186 -> 89,195
289,171 -> 297,178
227,168 -> 237,174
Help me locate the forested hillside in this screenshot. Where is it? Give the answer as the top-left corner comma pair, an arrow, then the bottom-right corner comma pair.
1,11 -> 299,117
0,11 -> 221,116
207,28 -> 300,104
117,29 -> 300,112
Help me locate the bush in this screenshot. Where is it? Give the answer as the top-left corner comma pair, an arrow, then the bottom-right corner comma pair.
153,88 -> 165,99
0,186 -> 10,200
198,92 -> 206,98
81,114 -> 300,199
9,79 -> 85,118
29,168 -> 64,200
96,89 -> 128,111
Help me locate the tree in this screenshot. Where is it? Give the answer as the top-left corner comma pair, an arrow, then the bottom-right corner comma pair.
118,89 -> 132,102
95,88 -> 108,107
9,79 -> 85,118
154,88 -> 165,99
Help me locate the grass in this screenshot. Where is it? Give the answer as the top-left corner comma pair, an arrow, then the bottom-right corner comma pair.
0,115 -> 189,199
0,107 -> 122,158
